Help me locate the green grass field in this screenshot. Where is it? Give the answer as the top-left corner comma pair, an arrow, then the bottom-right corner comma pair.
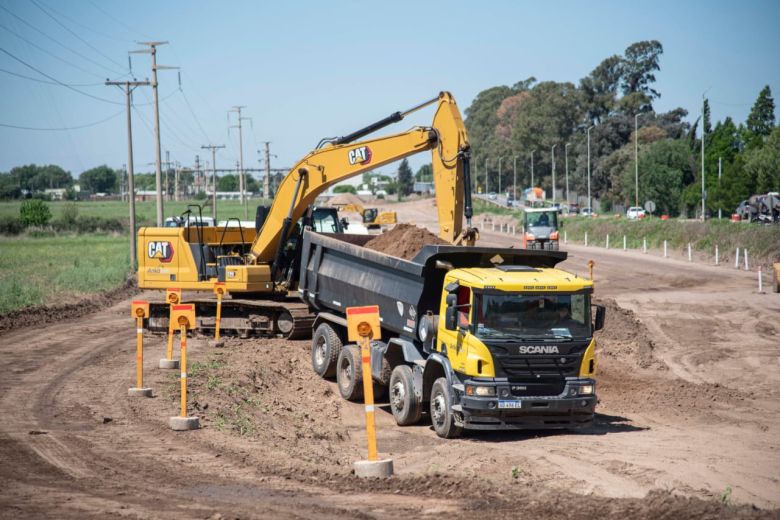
0,234 -> 131,313
0,198 -> 270,225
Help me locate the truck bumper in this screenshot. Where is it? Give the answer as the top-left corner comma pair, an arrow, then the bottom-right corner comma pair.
456,379 -> 596,431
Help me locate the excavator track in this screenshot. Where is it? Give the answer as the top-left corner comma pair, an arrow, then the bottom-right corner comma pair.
147,296 -> 314,340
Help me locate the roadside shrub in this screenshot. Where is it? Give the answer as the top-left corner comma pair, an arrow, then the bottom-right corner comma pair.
194,191 -> 208,200
19,199 -> 52,227
0,216 -> 24,235
74,215 -> 124,233
61,202 -> 79,227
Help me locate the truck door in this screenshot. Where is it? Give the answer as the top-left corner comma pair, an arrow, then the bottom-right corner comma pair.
438,285 -> 472,374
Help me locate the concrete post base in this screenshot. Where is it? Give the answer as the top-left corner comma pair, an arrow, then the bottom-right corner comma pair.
353,459 -> 394,478
169,416 -> 200,431
159,358 -> 179,370
128,387 -> 153,397
208,339 -> 225,348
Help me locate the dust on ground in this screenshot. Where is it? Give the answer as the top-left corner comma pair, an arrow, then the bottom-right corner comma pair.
363,223 -> 447,260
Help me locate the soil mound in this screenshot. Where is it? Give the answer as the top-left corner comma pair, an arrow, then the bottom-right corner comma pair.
363,223 -> 447,260
596,298 -> 662,369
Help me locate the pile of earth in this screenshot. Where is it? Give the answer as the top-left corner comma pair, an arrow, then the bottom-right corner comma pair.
363,223 -> 447,260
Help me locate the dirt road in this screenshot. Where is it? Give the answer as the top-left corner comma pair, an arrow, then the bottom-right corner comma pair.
1,198 -> 778,518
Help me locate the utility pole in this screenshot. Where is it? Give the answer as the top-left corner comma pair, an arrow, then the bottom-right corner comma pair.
564,143 -> 570,205
263,141 -> 272,200
164,150 -> 171,201
512,155 -> 518,200
485,157 -> 490,194
531,150 -> 536,188
229,105 -> 248,218
551,144 -> 557,203
587,125 -> 594,213
174,160 -> 180,201
201,144 -> 225,220
194,154 -> 201,194
130,41 -> 177,226
105,78 -> 150,270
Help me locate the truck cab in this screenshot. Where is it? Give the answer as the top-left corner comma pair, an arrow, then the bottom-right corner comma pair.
431,266 -> 601,436
522,208 -> 560,250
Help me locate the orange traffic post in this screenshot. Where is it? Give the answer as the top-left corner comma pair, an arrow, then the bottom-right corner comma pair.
588,260 -> 595,281
160,288 -> 181,370
128,301 -> 153,397
346,305 -> 393,478
169,304 -> 199,431
209,282 -> 226,348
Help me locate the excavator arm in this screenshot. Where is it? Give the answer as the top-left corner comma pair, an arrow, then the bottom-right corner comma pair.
249,91 -> 475,265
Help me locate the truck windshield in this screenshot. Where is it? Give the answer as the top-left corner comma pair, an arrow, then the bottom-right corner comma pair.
475,292 -> 591,340
526,211 -> 558,228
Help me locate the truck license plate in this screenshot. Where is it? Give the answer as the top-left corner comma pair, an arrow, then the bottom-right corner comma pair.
498,400 -> 522,409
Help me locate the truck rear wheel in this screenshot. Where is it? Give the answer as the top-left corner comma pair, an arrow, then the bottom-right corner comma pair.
430,377 -> 463,439
336,345 -> 363,402
311,323 -> 342,378
389,365 -> 422,426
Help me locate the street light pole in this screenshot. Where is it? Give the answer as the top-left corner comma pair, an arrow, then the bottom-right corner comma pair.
531,150 -> 536,188
485,157 -> 490,194
634,113 -> 641,208
564,143 -> 570,205
498,156 -> 503,195
587,125 -> 594,212
718,156 -> 722,219
551,144 -> 557,203
512,155 -> 518,200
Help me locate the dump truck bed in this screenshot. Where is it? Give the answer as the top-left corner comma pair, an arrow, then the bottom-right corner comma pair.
299,230 -> 567,338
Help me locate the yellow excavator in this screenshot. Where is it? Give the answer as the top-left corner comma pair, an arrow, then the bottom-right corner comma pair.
137,92 -> 476,338
339,203 -> 397,229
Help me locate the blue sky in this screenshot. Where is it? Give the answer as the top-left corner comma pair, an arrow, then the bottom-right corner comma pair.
1,0 -> 778,178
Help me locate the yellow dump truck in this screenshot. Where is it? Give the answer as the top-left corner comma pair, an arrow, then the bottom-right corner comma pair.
302,231 -> 604,438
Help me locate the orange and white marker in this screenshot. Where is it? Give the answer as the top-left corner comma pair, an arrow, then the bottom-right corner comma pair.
169,304 -> 199,431
129,301 -> 152,397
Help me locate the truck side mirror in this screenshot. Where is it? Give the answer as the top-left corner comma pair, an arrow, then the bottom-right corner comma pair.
593,304 -> 606,331
340,218 -> 349,230
444,293 -> 457,331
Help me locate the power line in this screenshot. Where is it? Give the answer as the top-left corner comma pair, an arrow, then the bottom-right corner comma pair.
0,21 -> 106,79
0,67 -> 103,86
179,87 -> 211,143
0,47 -> 123,105
0,108 -> 123,131
29,0 -> 128,72
0,4 -> 125,77
35,0 -> 133,44
88,0 -> 148,40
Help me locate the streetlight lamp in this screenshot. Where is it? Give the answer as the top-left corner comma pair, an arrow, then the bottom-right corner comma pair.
551,144 -> 557,203
587,125 -> 594,213
564,143 -> 570,205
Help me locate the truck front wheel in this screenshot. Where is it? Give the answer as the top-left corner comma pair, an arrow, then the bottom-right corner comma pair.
311,323 -> 342,378
389,365 -> 422,426
430,377 -> 463,439
336,345 -> 363,401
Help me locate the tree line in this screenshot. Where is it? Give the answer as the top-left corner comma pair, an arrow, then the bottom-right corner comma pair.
465,40 -> 778,216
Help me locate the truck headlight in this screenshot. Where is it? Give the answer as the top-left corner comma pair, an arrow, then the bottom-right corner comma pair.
578,385 -> 594,395
466,385 -> 496,397
550,231 -> 559,240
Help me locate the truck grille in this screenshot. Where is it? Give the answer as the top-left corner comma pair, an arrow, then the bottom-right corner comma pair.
495,353 -> 581,378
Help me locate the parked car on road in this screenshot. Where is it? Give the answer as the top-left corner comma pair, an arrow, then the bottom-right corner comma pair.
488,192 -> 497,200
580,208 -> 595,217
626,207 -> 647,220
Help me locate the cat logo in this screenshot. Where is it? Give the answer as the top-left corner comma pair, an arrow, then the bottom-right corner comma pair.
347,146 -> 372,166
147,241 -> 174,263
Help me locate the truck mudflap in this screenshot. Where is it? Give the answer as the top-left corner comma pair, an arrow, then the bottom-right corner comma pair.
453,380 -> 596,430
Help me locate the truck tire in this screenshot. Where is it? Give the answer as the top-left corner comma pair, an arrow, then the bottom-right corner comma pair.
389,365 -> 422,426
311,323 -> 342,378
336,345 -> 363,402
430,377 -> 463,439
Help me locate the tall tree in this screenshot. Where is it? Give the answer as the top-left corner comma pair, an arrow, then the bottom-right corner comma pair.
703,98 -> 712,136
744,127 -> 780,193
580,55 -> 623,123
79,165 -> 117,194
621,40 -> 664,104
745,85 -> 776,146
396,159 -> 414,199
415,163 -> 432,182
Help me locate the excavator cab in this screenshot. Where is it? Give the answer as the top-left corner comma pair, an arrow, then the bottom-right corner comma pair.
362,208 -> 378,224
